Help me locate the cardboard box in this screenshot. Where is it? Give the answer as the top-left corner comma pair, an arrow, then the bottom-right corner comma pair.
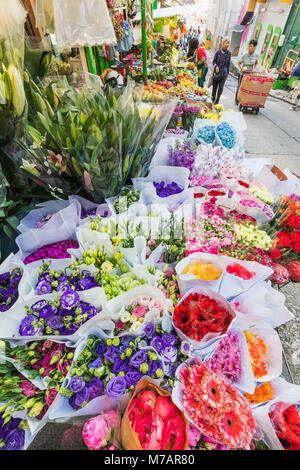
238,74 -> 274,107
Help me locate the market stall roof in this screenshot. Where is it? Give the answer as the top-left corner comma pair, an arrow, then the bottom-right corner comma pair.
135,5 -> 206,21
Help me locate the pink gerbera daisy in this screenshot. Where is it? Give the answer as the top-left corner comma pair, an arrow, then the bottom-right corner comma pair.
217,410 -> 246,449
201,373 -> 226,408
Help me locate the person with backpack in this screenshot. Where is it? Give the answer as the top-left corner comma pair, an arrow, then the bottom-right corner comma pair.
289,59 -> 300,111
196,42 -> 208,88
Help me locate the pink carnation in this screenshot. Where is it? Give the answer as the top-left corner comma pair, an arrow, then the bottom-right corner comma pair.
132,305 -> 147,319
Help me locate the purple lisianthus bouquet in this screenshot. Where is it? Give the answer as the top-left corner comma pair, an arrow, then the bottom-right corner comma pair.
0,412 -> 26,450
153,181 -> 183,198
0,269 -> 22,312
60,334 -> 166,410
169,140 -> 197,172
18,291 -> 98,337
35,261 -> 101,296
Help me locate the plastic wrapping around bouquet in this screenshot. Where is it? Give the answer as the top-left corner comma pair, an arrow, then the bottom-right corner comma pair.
172,286 -> 237,350
75,222 -> 115,258
19,257 -> 99,300
175,252 -> 229,295
235,318 -> 283,383
15,201 -> 81,260
48,324 -> 151,421
0,336 -> 74,391
233,192 -> 274,223
102,285 -> 170,337
218,256 -> 273,301
105,186 -> 144,217
0,402 -> 36,450
0,287 -> 107,342
163,129 -> 189,141
132,165 -> 191,211
172,356 -> 253,450
198,326 -> 255,395
246,377 -> 296,410
69,195 -> 111,226
252,381 -> 300,450
121,378 -> 189,450
232,281 -> 294,329
150,136 -> 179,169
0,253 -> 25,312
215,122 -> 237,150
17,199 -> 72,233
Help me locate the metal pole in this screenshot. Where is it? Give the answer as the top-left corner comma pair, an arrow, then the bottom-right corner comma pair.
141,0 -> 148,80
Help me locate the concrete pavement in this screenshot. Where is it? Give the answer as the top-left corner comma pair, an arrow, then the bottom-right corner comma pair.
217,74 -> 300,175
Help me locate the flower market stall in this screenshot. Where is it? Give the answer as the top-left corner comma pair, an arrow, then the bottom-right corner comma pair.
0,0 -> 300,453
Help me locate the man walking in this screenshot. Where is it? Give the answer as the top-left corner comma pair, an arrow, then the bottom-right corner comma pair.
236,39 -> 259,105
289,59 -> 300,111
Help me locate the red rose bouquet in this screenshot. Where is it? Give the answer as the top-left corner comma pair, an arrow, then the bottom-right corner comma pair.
173,291 -> 234,343
121,379 -> 188,450
269,402 -> 300,450
174,361 -> 256,449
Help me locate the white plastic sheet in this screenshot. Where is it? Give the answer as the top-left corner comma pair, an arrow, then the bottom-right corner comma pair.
52,0 -> 116,49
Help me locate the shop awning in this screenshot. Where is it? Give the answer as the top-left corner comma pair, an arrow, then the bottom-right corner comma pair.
135,5 -> 206,21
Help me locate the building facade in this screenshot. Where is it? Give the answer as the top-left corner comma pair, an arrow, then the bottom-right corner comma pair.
235,0 -> 295,69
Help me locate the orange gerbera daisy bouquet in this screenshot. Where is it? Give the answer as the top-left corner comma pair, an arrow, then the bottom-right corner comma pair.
173,360 -> 256,450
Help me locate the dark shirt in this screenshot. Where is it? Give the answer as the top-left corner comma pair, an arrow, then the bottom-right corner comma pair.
292,60 -> 300,78
213,49 -> 231,78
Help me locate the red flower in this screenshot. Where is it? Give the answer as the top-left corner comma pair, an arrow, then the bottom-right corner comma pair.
173,293 -> 233,342
285,213 -> 300,229
277,231 -> 291,248
270,248 -> 281,260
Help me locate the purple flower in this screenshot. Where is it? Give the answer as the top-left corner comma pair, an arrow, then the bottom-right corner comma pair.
162,333 -> 175,346
88,377 -> 104,399
36,279 -> 52,295
74,386 -> 90,408
88,377 -> 104,400
112,358 -> 128,375
68,394 -> 80,410
56,283 -> 72,294
47,315 -> 63,329
105,376 -> 126,398
162,345 -> 177,364
2,428 -> 25,450
88,357 -> 103,370
57,275 -> 68,283
129,350 -> 147,369
81,304 -> 97,319
39,304 -> 57,320
69,375 -> 85,393
104,346 -> 120,363
31,299 -> 48,312
0,272 -> 11,286
144,322 -> 155,338
10,275 -> 22,289
119,336 -> 133,353
150,336 -> 164,353
40,272 -> 53,283
19,315 -> 42,336
168,361 -> 181,377
60,290 -> 80,308
148,360 -> 163,377
95,341 -> 106,356
125,371 -> 142,387
77,278 -> 97,291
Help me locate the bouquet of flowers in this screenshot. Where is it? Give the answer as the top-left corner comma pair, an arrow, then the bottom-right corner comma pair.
121,379 -> 188,450
18,291 -> 100,337
269,402 -> 300,450
82,410 -> 120,450
173,360 -> 256,449
0,269 -> 22,312
173,290 -> 235,345
0,409 -> 27,450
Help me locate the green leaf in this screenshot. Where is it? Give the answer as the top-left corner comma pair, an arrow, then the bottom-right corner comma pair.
6,215 -> 19,230
3,223 -> 13,239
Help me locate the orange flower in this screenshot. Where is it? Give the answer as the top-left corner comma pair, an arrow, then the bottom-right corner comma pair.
183,262 -> 222,281
244,383 -> 274,404
244,331 -> 268,379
